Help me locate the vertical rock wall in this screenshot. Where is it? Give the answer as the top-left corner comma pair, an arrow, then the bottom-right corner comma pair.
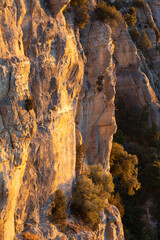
0,1 -> 84,239
76,21 -> 116,171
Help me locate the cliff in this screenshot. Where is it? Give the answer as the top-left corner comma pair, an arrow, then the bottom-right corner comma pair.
0,0 -> 160,239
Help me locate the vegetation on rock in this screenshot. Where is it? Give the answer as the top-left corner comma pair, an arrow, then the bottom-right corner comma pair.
110,142 -> 141,196
129,28 -> 141,43
114,100 -> 160,240
124,7 -> 137,28
49,189 -> 67,231
94,1 -> 123,27
138,30 -> 152,51
76,143 -> 87,176
71,164 -> 114,230
70,0 -> 90,29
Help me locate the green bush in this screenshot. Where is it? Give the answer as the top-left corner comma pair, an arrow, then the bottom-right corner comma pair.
141,161 -> 160,196
138,30 -> 152,51
95,1 -> 123,27
109,192 -> 124,217
115,101 -> 151,144
50,189 -> 67,231
71,164 -> 114,230
110,142 -> 141,195
146,123 -> 160,147
129,28 -> 141,43
124,7 -> 137,27
76,143 -> 87,175
128,145 -> 158,165
25,98 -> 34,111
87,164 -> 114,198
71,0 -> 90,29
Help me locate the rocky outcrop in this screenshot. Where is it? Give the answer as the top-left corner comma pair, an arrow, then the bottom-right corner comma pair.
47,0 -> 71,16
76,21 -> 116,171
0,1 -> 84,239
112,20 -> 160,125
3,0 -> 160,239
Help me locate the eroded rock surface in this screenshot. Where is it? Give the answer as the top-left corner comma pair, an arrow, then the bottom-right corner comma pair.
0,1 -> 84,239
1,0 -> 160,240
76,21 -> 116,171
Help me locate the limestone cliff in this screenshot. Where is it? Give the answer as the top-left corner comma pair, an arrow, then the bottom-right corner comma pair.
0,0 -> 160,239
0,1 -> 84,239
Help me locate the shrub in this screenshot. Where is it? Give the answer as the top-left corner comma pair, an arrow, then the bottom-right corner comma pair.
110,142 -> 141,195
109,192 -> 124,217
71,175 -> 105,230
146,123 -> 160,147
71,164 -> 114,230
141,161 -> 160,195
76,143 -> 87,175
25,98 -> 34,111
75,7 -> 90,29
124,7 -> 137,27
104,0 -> 122,10
50,189 -> 67,231
138,30 -> 152,51
115,101 -> 151,144
87,164 -> 114,198
95,1 -> 123,27
70,0 -> 90,29
129,28 -> 141,43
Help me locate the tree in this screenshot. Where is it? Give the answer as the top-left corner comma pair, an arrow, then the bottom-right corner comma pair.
110,142 -> 141,195
141,161 -> 160,196
71,175 -> 105,230
76,143 -> 87,176
95,1 -> 123,27
70,0 -> 90,29
129,28 -> 141,43
109,192 -> 124,217
138,30 -> 152,51
124,7 -> 137,27
71,164 -> 114,230
50,189 -> 67,231
87,164 -> 114,198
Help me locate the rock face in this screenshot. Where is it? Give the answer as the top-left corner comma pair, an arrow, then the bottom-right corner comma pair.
0,1 -> 84,239
76,21 -> 116,171
47,0 -> 71,16
113,20 -> 160,125
1,0 -> 160,239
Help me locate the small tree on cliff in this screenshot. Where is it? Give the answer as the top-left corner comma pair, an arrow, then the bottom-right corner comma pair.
71,164 -> 114,230
138,30 -> 152,51
94,1 -> 123,27
50,189 -> 67,231
70,0 -> 90,29
110,142 -> 141,195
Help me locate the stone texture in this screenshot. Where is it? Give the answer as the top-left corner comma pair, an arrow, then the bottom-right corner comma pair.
76,21 -> 117,171
106,204 -> 124,240
2,0 -> 160,239
0,1 -> 84,239
47,0 -> 71,16
112,21 -> 160,125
